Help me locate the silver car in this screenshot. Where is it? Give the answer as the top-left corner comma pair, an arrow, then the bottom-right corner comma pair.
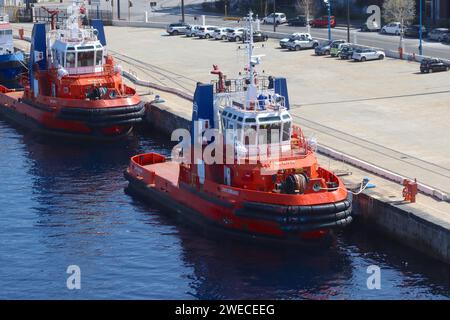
352,48 -> 385,62
429,28 -> 449,42
166,22 -> 189,36
185,25 -> 201,37
197,26 -> 217,39
213,27 -> 230,40
227,28 -> 245,42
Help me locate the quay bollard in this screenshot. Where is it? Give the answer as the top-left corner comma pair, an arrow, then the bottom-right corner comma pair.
402,179 -> 418,203
398,46 -> 404,60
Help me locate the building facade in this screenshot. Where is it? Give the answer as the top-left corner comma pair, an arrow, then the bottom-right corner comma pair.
434,0 -> 449,21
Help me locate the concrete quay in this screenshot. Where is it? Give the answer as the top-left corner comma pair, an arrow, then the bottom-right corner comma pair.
11,24 -> 450,264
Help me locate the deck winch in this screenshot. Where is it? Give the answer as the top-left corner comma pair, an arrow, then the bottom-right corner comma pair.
281,173 -> 308,194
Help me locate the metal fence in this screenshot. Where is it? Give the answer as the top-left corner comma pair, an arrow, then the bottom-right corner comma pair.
1,5 -> 30,22
87,9 -> 113,25
10,6 -> 113,26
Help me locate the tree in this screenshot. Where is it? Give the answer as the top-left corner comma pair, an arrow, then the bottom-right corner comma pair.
297,0 -> 314,21
297,0 -> 314,33
383,0 -> 415,24
382,0 -> 415,49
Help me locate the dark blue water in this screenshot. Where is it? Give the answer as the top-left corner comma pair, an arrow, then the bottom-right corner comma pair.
0,119 -> 449,300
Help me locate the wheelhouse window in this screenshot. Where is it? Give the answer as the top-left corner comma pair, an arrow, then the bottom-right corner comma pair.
65,51 -> 76,68
244,125 -> 257,145
95,50 -> 103,66
77,50 -> 95,67
258,122 -> 281,144
282,121 -> 291,141
0,29 -> 12,35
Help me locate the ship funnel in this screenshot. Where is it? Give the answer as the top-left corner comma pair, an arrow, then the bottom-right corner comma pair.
191,83 -> 214,144
91,19 -> 107,46
29,23 -> 47,94
273,77 -> 290,109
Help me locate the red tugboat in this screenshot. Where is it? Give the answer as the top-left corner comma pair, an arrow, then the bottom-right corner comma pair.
0,1 -> 143,140
125,12 -> 352,244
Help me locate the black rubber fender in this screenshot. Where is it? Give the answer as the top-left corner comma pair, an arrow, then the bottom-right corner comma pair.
87,117 -> 143,128
59,103 -> 144,116
280,216 -> 353,232
58,108 -> 145,122
235,208 -> 352,225
243,199 -> 351,216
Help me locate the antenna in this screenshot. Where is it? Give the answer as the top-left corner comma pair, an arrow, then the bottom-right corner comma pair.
247,10 -> 254,84
244,11 -> 259,110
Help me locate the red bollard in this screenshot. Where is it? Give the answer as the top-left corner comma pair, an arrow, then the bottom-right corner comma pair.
402,179 -> 418,203
398,46 -> 403,60
19,28 -> 24,40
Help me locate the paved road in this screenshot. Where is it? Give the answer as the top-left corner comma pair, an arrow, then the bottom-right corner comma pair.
145,12 -> 450,60
35,0 -> 450,60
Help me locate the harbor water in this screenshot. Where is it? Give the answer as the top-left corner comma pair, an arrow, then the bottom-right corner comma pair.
0,119 -> 449,299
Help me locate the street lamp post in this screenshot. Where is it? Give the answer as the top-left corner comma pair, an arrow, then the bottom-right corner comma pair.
346,0 -> 350,42
273,0 -> 276,33
324,0 -> 331,41
419,0 -> 423,55
181,0 -> 185,23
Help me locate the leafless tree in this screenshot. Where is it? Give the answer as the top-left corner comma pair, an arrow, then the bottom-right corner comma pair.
296,0 -> 314,20
296,0 -> 314,33
383,0 -> 416,48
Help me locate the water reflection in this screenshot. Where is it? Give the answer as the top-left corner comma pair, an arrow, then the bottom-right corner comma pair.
0,119 -> 449,299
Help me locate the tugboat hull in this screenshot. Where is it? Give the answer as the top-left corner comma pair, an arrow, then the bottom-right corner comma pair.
125,171 -> 341,246
124,154 -> 353,244
0,90 -> 145,140
0,52 -> 25,89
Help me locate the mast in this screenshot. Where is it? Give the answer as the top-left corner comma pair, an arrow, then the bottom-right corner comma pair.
247,11 -> 254,83
245,11 -> 257,110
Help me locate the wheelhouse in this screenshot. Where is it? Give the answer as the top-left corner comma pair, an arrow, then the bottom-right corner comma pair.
51,40 -> 104,74
220,107 -> 292,147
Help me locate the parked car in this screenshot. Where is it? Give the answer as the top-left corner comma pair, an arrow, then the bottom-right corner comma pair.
185,25 -> 201,37
404,25 -> 428,38
428,28 -> 449,42
330,42 -> 349,57
380,22 -> 403,35
287,15 -> 307,26
443,33 -> 450,44
310,16 -> 336,28
279,33 -> 304,48
227,28 -> 245,42
166,22 -> 190,35
352,48 -> 385,61
197,26 -> 217,39
246,31 -> 269,42
262,12 -> 287,25
315,39 -> 345,55
213,27 -> 230,40
337,45 -> 356,60
420,58 -> 450,73
360,21 -> 380,32
286,33 -> 319,51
